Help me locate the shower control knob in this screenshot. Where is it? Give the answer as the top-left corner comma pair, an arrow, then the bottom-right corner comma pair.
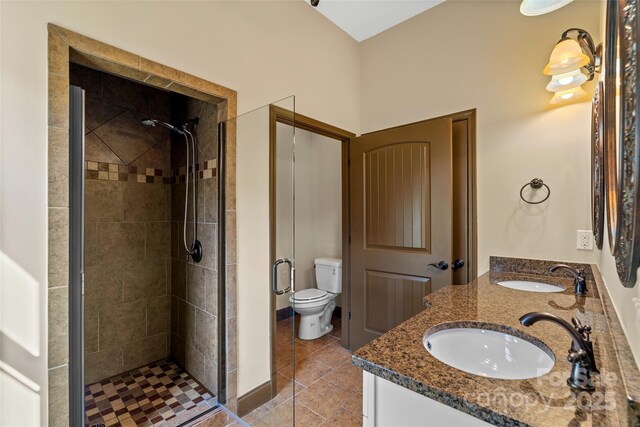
191,240 -> 203,263
428,261 -> 449,271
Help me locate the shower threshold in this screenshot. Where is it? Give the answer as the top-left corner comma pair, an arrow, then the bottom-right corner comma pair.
84,359 -> 217,426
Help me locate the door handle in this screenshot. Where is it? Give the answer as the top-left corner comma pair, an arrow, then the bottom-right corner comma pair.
452,259 -> 465,271
272,258 -> 294,295
428,261 -> 449,271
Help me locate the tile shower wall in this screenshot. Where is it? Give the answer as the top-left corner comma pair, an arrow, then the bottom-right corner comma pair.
71,64 -> 173,384
169,96 -> 219,395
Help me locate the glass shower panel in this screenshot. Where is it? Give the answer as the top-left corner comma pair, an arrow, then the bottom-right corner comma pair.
220,96 -> 296,425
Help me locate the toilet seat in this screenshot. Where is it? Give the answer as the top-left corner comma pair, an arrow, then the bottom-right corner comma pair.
290,288 -> 329,304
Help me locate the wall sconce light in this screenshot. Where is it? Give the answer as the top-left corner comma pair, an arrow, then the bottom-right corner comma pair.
544,28 -> 601,105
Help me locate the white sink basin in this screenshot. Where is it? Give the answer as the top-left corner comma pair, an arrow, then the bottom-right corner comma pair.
423,325 -> 555,380
496,280 -> 565,293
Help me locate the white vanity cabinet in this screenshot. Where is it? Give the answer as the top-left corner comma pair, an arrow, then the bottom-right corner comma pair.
362,372 -> 492,427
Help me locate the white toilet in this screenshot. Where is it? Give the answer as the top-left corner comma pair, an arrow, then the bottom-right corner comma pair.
290,258 -> 342,340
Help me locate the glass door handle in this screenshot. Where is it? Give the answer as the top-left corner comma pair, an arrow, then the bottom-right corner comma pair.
272,258 -> 294,295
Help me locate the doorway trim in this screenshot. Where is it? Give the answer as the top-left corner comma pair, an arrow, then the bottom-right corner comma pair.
257,106 -> 354,413
452,109 -> 478,282
47,24 -> 238,426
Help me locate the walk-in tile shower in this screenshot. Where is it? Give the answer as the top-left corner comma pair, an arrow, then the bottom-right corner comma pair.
71,64 -> 221,426
69,61 -> 310,426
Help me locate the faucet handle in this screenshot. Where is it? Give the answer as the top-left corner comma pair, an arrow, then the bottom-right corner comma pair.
571,317 -> 592,341
567,348 -> 588,364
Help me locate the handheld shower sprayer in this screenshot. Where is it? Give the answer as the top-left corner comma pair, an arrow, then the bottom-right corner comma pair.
140,118 -> 181,133
141,117 -> 203,263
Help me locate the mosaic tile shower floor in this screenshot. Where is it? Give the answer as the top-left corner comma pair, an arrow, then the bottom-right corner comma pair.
85,359 -> 217,427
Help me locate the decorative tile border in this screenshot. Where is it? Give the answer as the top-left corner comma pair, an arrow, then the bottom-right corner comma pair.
84,160 -> 217,184
174,159 -> 218,182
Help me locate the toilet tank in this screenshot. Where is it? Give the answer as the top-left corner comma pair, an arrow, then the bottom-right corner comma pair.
314,258 -> 342,294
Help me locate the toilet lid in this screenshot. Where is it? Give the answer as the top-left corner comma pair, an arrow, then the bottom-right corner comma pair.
291,288 -> 328,302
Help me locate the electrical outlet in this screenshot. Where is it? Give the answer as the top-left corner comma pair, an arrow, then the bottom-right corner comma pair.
577,230 -> 594,250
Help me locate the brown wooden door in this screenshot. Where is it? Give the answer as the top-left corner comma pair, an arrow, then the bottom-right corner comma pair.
349,118 -> 453,349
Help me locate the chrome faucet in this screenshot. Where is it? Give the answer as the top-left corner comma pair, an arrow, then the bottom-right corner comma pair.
519,312 -> 598,391
549,264 -> 588,295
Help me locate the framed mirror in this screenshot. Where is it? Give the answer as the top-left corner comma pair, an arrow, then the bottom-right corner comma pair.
603,0 -> 640,287
592,79 -> 604,250
604,0 -> 619,254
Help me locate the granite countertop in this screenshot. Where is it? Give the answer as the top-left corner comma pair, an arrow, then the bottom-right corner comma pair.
352,257 -> 640,426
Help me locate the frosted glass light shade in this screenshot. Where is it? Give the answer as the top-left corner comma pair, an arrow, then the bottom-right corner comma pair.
543,39 -> 590,75
546,69 -> 588,92
550,86 -> 588,105
520,0 -> 574,16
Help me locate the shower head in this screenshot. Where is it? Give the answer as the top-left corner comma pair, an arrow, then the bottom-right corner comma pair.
141,119 -> 157,126
141,118 -> 183,133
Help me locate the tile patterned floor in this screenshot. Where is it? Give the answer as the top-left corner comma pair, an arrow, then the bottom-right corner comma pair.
242,315 -> 363,427
85,359 -> 218,427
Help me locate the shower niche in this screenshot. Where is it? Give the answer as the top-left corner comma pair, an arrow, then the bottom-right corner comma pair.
71,63 -> 222,425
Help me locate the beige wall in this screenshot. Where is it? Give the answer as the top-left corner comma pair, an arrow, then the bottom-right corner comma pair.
0,1 -> 359,424
236,105 -> 273,397
276,125 -> 342,311
309,133 -> 343,281
359,0 -> 600,274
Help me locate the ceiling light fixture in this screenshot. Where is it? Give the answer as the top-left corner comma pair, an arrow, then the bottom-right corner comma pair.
544,28 -> 601,105
520,0 -> 574,16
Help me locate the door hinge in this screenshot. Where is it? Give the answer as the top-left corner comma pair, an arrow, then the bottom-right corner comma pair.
348,235 -> 351,244
349,311 -> 352,321
348,158 -> 351,168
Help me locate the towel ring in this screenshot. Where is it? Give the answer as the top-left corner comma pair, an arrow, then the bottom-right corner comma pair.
520,178 -> 550,205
